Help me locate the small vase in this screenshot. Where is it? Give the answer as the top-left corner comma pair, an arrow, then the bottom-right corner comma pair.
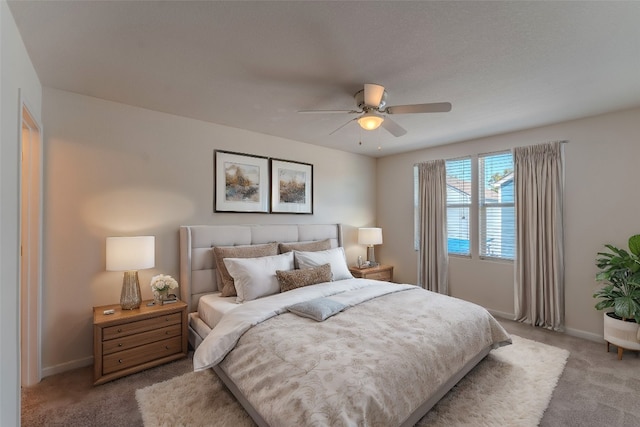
154,290 -> 169,306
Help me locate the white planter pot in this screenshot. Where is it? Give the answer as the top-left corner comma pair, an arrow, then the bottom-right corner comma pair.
603,312 -> 640,359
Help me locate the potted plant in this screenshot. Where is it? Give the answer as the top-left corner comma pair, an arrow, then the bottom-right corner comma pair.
594,234 -> 640,359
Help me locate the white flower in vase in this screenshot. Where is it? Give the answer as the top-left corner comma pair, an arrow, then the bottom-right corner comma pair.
150,274 -> 178,304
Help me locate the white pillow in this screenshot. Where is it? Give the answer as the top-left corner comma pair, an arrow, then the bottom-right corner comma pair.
224,252 -> 294,303
294,247 -> 353,281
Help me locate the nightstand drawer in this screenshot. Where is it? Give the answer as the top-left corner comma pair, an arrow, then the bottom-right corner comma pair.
102,324 -> 182,355
103,312 -> 182,340
366,271 -> 392,281
102,336 -> 182,375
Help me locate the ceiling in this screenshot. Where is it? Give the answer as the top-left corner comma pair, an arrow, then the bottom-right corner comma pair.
8,1 -> 640,157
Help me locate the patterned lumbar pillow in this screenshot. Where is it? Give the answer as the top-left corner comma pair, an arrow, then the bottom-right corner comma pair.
276,263 -> 332,292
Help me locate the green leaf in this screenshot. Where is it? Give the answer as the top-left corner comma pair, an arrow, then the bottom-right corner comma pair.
614,297 -> 635,319
596,251 -> 615,259
629,235 -> 640,257
595,300 -> 614,311
604,244 -> 619,253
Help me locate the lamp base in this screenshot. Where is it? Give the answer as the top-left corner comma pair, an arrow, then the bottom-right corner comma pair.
120,271 -> 142,310
367,246 -> 379,267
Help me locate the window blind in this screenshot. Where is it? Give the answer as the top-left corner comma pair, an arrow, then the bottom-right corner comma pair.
479,152 -> 515,260
446,158 -> 472,256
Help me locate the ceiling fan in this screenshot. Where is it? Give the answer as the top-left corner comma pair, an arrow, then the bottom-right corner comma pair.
299,83 -> 452,137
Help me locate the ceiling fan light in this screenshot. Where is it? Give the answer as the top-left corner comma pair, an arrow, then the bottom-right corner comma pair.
357,112 -> 384,130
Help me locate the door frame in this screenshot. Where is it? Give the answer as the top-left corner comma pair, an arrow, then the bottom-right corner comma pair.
19,91 -> 43,386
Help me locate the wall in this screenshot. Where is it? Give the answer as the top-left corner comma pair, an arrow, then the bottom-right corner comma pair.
0,1 -> 42,425
40,88 -> 377,375
377,107 -> 640,341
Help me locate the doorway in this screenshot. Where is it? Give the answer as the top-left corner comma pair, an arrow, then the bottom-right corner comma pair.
20,94 -> 43,386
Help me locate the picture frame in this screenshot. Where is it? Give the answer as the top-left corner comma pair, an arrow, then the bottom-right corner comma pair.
214,150 -> 270,213
270,158 -> 313,214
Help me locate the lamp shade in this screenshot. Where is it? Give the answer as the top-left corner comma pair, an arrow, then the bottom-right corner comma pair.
106,236 -> 155,271
357,112 -> 384,130
358,228 -> 383,246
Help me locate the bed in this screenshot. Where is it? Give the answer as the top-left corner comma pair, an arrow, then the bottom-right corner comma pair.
179,224 -> 511,427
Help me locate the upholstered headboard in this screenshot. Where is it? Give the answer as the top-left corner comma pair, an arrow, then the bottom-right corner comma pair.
179,224 -> 343,312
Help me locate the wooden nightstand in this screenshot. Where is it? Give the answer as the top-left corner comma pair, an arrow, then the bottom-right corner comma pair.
93,300 -> 188,385
349,264 -> 394,282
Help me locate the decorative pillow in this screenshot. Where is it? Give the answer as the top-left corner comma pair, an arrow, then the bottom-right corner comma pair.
294,247 -> 354,281
223,252 -> 294,303
276,263 -> 332,293
213,242 -> 278,297
278,239 -> 332,254
286,297 -> 347,322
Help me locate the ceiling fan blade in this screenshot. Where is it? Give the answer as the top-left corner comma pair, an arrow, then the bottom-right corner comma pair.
385,102 -> 452,115
364,83 -> 385,107
329,118 -> 357,135
298,109 -> 360,114
381,117 -> 407,137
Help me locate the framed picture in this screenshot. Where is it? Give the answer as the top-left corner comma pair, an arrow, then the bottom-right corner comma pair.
270,158 -> 313,214
214,150 -> 269,213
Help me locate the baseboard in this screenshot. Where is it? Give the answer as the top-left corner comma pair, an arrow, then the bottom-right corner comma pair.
42,355 -> 93,378
563,326 -> 603,343
487,309 -> 515,320
488,309 -> 604,344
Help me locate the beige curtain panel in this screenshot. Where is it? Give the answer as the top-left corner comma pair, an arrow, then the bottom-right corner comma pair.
514,141 -> 565,330
417,160 -> 449,295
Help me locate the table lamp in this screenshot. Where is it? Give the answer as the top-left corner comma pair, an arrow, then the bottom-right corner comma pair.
358,227 -> 383,267
106,236 -> 155,310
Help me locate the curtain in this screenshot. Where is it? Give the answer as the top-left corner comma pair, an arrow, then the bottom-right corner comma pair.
417,160 -> 449,294
514,141 -> 564,330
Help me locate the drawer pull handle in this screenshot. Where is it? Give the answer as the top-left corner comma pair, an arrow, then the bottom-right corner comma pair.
165,346 -> 170,350
118,343 -> 123,347
118,359 -> 123,363
117,328 -> 122,333
166,318 -> 170,321
166,331 -> 170,335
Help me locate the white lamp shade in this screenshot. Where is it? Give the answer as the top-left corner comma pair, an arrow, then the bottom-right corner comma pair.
358,227 -> 383,246
357,112 -> 384,131
106,236 -> 155,271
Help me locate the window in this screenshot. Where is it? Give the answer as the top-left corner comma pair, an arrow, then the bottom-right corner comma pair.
479,152 -> 514,260
446,158 -> 472,256
414,151 -> 515,261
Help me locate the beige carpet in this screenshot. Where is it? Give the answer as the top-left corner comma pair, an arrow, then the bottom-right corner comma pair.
136,335 -> 568,426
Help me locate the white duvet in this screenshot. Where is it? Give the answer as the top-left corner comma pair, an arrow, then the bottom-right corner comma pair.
193,279 -> 511,426
194,278 -> 411,370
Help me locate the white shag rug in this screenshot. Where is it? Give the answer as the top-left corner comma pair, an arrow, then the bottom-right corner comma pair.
136,335 -> 569,426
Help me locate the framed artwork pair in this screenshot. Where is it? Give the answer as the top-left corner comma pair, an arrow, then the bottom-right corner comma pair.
214,150 -> 313,214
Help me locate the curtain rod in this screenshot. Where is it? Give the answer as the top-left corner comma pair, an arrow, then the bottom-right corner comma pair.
412,140 -> 569,166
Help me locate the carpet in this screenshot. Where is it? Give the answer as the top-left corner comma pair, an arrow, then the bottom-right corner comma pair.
136,335 -> 569,426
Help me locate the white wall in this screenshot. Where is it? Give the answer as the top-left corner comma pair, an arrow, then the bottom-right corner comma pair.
378,107 -> 640,341
0,1 -> 42,425
40,88 -> 377,375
